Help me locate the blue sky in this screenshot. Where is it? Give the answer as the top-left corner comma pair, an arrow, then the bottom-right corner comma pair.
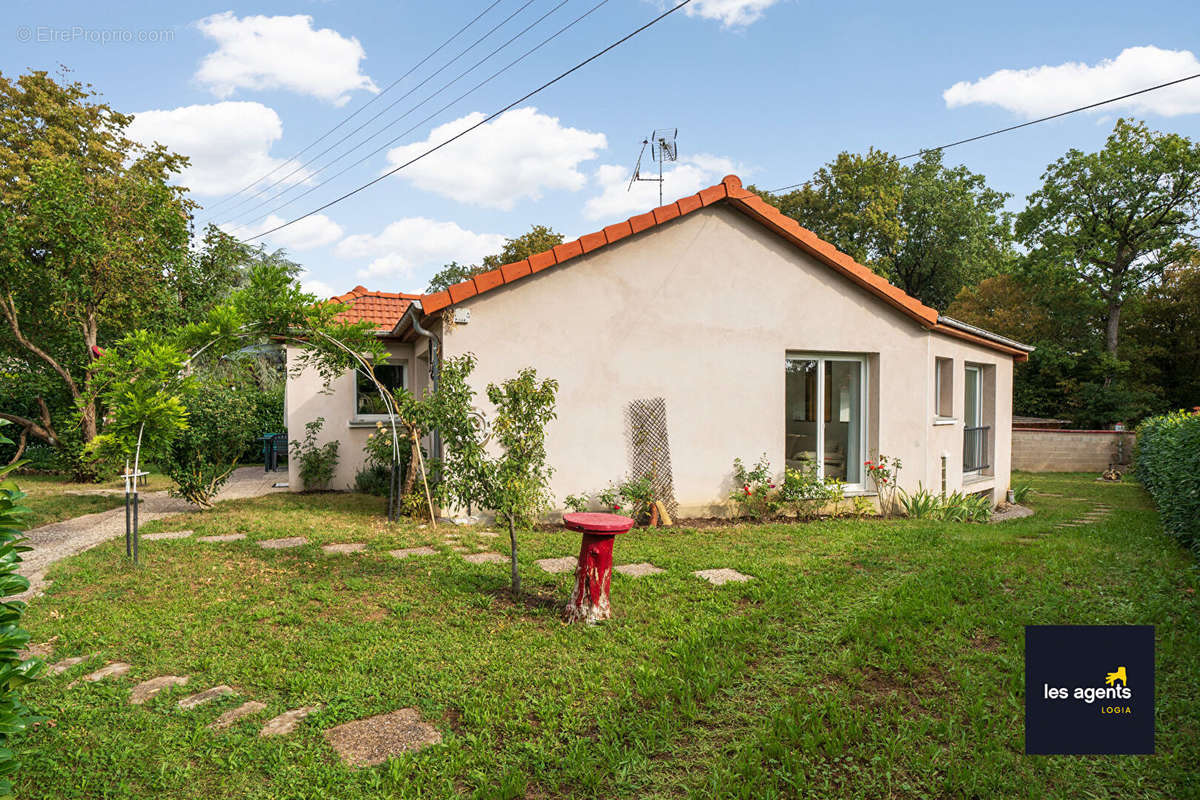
5,0 -> 1200,296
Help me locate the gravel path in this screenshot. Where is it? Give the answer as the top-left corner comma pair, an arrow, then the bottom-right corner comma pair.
13,468 -> 286,602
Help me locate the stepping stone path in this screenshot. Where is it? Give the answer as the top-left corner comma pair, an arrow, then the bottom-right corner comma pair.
130,675 -> 189,704
463,552 -> 506,564
1048,504 -> 1112,534
615,562 -> 665,578
141,530 -> 193,541
324,708 -> 442,767
321,543 -> 366,555
49,656 -> 91,675
389,547 -> 436,559
69,662 -> 131,687
19,638 -> 57,660
450,546 -> 468,553
209,700 -> 267,730
534,556 -> 577,574
259,537 -> 307,549
693,568 -> 753,586
178,685 -> 234,709
260,705 -> 320,737
198,533 -> 246,543
477,531 -> 500,538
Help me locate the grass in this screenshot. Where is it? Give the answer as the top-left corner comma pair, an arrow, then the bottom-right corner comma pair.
17,472 -> 173,527
13,473 -> 1200,799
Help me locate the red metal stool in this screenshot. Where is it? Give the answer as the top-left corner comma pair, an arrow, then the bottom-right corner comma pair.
562,512 -> 634,624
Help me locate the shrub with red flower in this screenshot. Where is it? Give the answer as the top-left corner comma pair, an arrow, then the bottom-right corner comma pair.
865,454 -> 903,517
729,454 -> 780,520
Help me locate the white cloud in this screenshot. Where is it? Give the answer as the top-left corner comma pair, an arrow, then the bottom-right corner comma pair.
943,46 -> 1200,118
127,101 -> 307,197
194,11 -> 378,105
583,154 -> 740,220
220,213 -> 344,252
336,218 -> 506,281
685,0 -> 780,27
382,107 -> 607,210
299,273 -> 339,299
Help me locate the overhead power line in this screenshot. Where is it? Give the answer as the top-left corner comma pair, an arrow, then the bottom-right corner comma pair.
765,71 -> 1200,194
242,0 -> 694,243
201,0 -> 508,218
216,0 -> 579,230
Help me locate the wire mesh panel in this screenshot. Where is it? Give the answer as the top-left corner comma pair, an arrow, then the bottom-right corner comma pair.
625,397 -> 678,518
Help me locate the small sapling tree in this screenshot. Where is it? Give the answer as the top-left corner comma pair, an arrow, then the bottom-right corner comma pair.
481,369 -> 559,597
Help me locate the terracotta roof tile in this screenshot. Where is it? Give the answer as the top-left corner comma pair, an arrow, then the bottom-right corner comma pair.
500,258 -> 532,283
379,173 -> 1016,359
473,268 -> 504,294
330,286 -> 423,331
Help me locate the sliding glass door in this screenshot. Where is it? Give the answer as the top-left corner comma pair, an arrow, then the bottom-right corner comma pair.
785,354 -> 866,490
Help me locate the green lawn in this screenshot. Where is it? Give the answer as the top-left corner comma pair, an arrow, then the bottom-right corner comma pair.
18,472 -> 174,528
14,474 -> 1200,799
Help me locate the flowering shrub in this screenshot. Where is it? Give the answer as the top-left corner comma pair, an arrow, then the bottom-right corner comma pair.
729,454 -> 779,520
777,464 -> 844,519
865,454 -> 903,517
290,418 -> 339,491
563,494 -> 589,513
571,474 -> 657,522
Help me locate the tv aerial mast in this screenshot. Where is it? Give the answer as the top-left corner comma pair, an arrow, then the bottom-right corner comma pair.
627,128 -> 678,206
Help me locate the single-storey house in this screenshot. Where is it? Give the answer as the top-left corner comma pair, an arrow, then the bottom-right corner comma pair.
285,175 -> 1032,514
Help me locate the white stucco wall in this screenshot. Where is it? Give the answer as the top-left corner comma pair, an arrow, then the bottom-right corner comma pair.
436,204 -> 1015,514
285,340 -> 426,491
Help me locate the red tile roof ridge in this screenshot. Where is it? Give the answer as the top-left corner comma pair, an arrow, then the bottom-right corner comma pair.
405,173 -> 1013,358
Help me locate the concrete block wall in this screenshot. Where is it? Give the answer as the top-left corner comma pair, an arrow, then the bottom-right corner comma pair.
1012,429 -> 1135,473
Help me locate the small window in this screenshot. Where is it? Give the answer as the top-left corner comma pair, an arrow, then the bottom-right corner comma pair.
935,358 -> 953,418
356,362 -> 407,416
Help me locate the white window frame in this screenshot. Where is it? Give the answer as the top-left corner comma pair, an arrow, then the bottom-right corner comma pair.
785,352 -> 869,493
963,364 -> 984,475
354,359 -> 408,421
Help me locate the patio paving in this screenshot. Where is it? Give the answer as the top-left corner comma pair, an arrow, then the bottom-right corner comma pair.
260,705 -> 320,737
615,562 -> 665,578
693,568 -> 753,586
324,708 -> 442,767
178,685 -> 234,710
130,675 -> 189,705
534,556 -> 577,574
209,701 -> 268,730
259,537 -> 307,549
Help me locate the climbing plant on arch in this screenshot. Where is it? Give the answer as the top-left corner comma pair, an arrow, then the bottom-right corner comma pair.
88,261 -> 430,526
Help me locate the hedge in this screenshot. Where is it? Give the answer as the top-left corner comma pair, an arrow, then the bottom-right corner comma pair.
1135,409 -> 1200,554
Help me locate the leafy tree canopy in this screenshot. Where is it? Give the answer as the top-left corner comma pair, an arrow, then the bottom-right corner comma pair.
426,225 -> 564,292
754,149 -> 1014,309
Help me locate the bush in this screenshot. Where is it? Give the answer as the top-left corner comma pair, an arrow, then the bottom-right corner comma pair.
1136,409 -> 1200,554
290,418 -> 339,491
160,379 -> 258,506
778,464 -> 844,519
354,421 -> 410,497
0,422 -> 44,796
729,455 -> 780,520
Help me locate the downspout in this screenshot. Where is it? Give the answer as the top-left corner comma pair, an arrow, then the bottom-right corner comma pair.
410,308 -> 443,462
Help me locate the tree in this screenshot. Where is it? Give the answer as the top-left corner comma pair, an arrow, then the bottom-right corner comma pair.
755,150 -> 1013,309
1017,118 -> 1200,360
0,70 -> 201,471
480,369 -> 559,597
425,225 -> 564,292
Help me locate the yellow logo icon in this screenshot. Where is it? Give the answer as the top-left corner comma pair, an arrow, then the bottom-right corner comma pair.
1105,667 -> 1128,686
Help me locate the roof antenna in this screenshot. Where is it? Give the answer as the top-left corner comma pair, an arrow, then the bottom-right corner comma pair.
627,128 -> 678,206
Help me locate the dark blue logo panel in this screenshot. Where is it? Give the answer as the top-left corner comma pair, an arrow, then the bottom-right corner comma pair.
1025,625 -> 1154,755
